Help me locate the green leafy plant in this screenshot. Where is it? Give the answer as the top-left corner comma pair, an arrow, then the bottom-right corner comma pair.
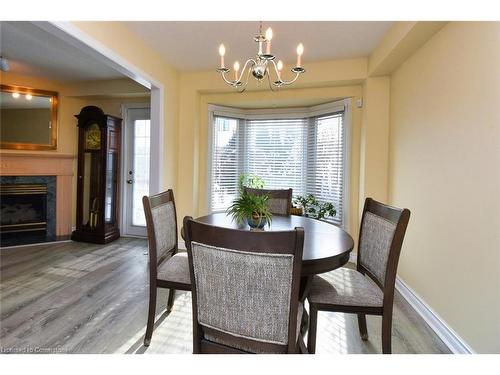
293,194 -> 337,221
226,192 -> 273,227
238,173 -> 265,194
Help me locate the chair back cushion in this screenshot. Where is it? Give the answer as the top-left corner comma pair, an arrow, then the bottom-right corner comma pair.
243,187 -> 292,215
359,212 -> 397,287
151,201 -> 177,257
190,241 -> 293,345
143,190 -> 178,265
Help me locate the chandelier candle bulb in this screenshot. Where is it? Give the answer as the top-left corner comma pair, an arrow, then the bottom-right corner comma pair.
265,27 -> 273,54
296,43 -> 304,68
219,44 -> 226,68
234,61 -> 240,81
277,60 -> 283,80
25,94 -> 33,100
12,92 -> 20,98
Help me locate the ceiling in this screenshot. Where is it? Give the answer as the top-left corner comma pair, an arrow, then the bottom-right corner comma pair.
124,21 -> 394,72
0,22 -> 125,82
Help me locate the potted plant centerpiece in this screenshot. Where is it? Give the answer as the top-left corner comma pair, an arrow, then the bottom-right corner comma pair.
226,192 -> 273,229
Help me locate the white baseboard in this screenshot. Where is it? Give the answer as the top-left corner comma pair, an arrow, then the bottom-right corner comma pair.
348,254 -> 474,354
395,277 -> 474,354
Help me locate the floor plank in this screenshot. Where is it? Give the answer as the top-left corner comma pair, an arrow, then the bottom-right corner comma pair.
0,238 -> 450,354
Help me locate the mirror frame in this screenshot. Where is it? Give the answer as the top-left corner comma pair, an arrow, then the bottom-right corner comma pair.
1,84 -> 58,150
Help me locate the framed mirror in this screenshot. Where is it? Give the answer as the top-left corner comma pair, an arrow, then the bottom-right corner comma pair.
0,84 -> 58,150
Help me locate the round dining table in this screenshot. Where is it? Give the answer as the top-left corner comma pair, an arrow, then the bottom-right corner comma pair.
185,212 -> 355,337
193,212 -> 355,278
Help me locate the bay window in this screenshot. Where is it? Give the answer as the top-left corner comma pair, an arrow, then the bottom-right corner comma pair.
208,99 -> 349,227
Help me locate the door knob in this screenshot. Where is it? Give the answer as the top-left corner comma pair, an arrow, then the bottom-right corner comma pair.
126,179 -> 134,184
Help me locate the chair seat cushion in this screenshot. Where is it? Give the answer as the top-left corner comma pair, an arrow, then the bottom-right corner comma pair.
308,267 -> 383,308
157,252 -> 190,286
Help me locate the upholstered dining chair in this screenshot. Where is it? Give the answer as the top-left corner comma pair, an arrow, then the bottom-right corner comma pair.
183,216 -> 306,354
243,187 -> 293,215
142,189 -> 191,347
306,198 -> 410,354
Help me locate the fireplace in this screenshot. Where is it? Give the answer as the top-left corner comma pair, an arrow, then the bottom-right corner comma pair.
0,176 -> 56,246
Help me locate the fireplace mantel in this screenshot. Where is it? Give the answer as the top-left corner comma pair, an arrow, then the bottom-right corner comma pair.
0,152 -> 76,237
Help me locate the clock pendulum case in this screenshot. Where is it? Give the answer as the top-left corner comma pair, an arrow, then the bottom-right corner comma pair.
72,106 -> 122,244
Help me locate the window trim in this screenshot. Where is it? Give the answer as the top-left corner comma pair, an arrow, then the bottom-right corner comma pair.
207,99 -> 351,229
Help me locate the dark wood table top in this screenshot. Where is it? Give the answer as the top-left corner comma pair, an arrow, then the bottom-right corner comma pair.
194,213 -> 355,276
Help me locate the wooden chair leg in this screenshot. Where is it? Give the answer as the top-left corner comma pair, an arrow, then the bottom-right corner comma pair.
166,288 -> 176,313
307,305 -> 318,354
144,284 -> 157,347
357,313 -> 369,340
381,314 -> 392,354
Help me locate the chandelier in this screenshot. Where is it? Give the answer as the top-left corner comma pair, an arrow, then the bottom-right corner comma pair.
216,22 -> 306,92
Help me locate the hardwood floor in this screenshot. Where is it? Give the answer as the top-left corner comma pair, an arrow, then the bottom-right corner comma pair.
0,238 -> 450,354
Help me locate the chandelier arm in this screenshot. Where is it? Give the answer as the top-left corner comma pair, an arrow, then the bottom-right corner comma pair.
234,64 -> 254,94
220,70 -> 237,86
266,68 -> 278,92
236,59 -> 256,82
277,70 -> 301,86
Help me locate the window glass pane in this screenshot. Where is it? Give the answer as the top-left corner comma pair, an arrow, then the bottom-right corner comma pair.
133,119 -> 150,226
245,118 -> 306,196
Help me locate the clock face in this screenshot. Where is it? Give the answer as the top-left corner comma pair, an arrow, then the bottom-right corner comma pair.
85,123 -> 101,150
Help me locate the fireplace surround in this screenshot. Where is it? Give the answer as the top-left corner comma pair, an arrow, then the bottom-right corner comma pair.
0,176 -> 56,246
0,152 -> 75,247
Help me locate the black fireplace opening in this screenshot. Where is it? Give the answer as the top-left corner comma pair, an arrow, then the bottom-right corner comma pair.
0,177 -> 57,247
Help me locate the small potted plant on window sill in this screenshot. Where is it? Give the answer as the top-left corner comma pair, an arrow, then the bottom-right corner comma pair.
293,194 -> 337,221
226,192 -> 273,229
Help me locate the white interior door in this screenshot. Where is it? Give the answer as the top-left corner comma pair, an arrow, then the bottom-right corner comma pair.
123,106 -> 151,237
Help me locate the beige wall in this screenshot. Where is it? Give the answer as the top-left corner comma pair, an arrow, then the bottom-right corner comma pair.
388,22 -> 500,353
359,77 -> 391,216
71,21 -> 179,192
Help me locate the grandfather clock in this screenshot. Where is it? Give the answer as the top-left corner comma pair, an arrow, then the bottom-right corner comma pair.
72,106 -> 121,244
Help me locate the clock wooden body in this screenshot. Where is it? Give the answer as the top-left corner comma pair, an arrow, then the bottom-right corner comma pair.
72,106 -> 122,244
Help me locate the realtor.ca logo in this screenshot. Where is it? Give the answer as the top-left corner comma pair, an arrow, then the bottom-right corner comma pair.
0,346 -> 65,354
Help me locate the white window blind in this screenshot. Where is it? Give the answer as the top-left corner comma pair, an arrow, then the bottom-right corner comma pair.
210,116 -> 241,212
306,113 -> 345,225
209,102 -> 347,226
245,118 -> 307,196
